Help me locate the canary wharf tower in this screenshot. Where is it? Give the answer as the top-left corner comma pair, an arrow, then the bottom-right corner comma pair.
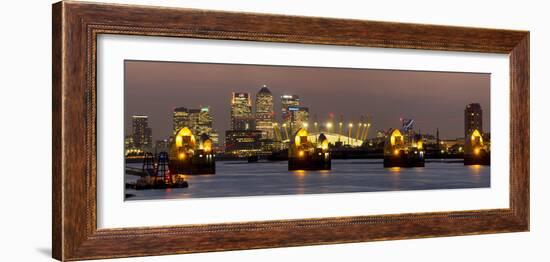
255,85 -> 275,139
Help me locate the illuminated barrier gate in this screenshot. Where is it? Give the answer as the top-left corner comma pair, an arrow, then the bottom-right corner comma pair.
464,129 -> 490,165
169,127 -> 215,175
383,128 -> 425,168
288,128 -> 331,171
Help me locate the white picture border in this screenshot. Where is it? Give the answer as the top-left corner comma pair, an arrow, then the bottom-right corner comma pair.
97,34 -> 509,229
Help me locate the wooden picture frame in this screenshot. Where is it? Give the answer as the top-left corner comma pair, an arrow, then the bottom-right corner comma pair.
52,1 -> 529,261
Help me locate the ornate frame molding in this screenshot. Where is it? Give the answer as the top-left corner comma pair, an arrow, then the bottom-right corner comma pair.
53,1 -> 529,261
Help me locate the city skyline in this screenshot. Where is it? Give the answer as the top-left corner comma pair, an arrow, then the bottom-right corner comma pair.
125,60 -> 490,143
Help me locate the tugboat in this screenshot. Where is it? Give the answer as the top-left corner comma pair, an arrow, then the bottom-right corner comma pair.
168,127 -> 215,174
383,128 -> 425,168
288,128 -> 331,170
129,152 -> 190,190
464,129 -> 490,165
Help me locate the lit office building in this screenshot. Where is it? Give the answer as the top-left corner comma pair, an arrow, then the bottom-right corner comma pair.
173,106 -> 217,145
281,94 -> 300,124
124,135 -> 139,156
209,131 -> 220,149
131,115 -> 152,152
194,106 -> 218,146
187,108 -> 201,133
172,107 -> 189,135
196,106 -> 213,136
225,130 -> 263,156
287,106 -> 309,135
230,92 -> 254,130
465,103 -> 483,137
124,135 -> 134,148
255,85 -> 275,139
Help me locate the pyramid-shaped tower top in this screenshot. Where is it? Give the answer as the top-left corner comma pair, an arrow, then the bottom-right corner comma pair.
258,84 -> 271,94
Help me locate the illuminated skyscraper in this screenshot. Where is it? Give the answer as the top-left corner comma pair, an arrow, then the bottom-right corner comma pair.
198,106 -> 213,135
255,85 -> 274,139
187,108 -> 201,133
288,106 -> 309,135
465,103 -> 483,137
230,92 -> 254,130
281,94 -> 300,124
193,106 -> 218,146
172,107 -> 189,135
281,95 -> 308,135
187,107 -> 213,135
132,115 -> 152,152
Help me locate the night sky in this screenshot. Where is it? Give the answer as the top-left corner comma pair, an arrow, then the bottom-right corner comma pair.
124,60 -> 490,143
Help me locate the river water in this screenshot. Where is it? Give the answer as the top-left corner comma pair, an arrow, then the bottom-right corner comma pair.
125,159 -> 489,200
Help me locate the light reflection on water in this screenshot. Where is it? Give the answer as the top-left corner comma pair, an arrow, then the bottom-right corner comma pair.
292,170 -> 307,194
467,165 -> 483,183
389,167 -> 401,174
468,165 -> 482,175
125,159 -> 490,200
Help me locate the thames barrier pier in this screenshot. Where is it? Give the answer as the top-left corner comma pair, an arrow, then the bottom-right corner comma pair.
169,127 -> 216,174
288,128 -> 331,170
383,128 -> 425,168
464,129 -> 490,165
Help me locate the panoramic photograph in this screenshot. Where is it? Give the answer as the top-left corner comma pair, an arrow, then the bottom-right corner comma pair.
124,60 -> 491,200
